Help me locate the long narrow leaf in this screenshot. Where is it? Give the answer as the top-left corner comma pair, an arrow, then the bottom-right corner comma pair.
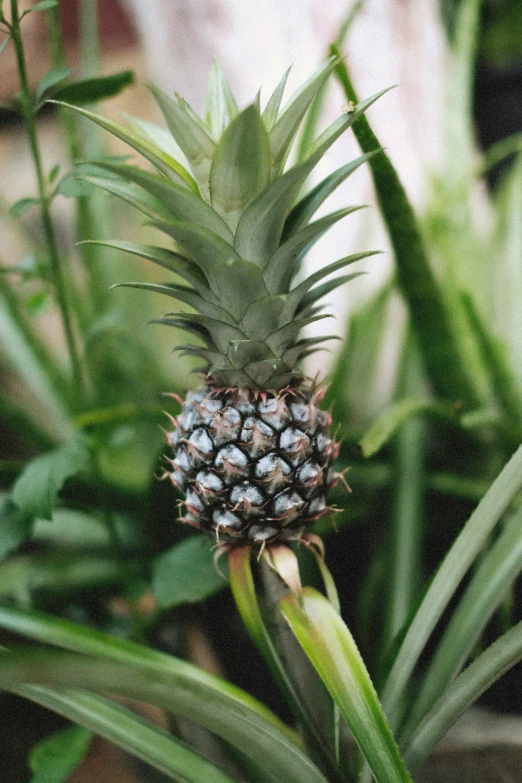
404,621 -> 522,774
147,85 -> 215,199
280,588 -> 412,783
330,48 -> 482,408
401,504 -> 522,744
284,151 -> 380,237
88,162 -> 233,241
50,101 -> 197,190
81,240 -> 216,301
380,445 -> 522,728
0,607 -> 326,783
14,685 -> 237,783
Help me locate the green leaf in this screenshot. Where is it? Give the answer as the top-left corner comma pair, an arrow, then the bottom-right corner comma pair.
115,282 -> 235,324
269,58 -> 336,174
266,315 -> 330,356
86,161 -> 233,241
150,220 -> 242,288
53,71 -> 134,104
358,399 -> 446,458
401,503 -> 522,745
81,240 -> 215,301
72,173 -> 172,217
35,66 -> 72,102
460,291 -> 522,440
210,258 -> 268,321
261,67 -> 291,131
285,252 -> 377,317
284,151 -> 379,237
330,49 -> 482,408
29,0 -> 58,11
297,276 -> 354,317
495,154 -> 522,392
147,84 -> 216,199
152,535 -> 228,608
210,105 -> 271,231
123,114 -> 190,165
228,548 -> 339,781
155,313 -> 245,354
56,172 -> 97,198
380,445 -> 522,729
280,588 -> 413,783
29,724 -> 92,783
0,613 -> 326,783
21,688 -> 238,783
404,621 -> 522,775
10,197 -> 39,218
48,163 -> 60,184
0,36 -> 10,57
26,290 -> 49,316
0,552 -> 122,599
203,61 -> 239,139
264,206 -> 366,294
12,437 -> 91,520
282,335 -> 340,367
51,101 -> 197,190
0,498 -> 33,560
240,297 -> 287,340
234,108 -> 370,268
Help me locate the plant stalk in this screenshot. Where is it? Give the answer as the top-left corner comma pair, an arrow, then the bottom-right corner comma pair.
9,0 -> 86,402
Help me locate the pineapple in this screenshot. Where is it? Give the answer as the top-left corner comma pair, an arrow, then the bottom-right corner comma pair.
63,58 -> 385,545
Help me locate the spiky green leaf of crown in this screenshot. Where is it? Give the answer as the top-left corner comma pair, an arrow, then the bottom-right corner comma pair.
59,59 -> 387,389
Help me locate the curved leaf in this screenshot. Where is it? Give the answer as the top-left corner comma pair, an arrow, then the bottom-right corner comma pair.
81,240 -> 215,302
380,445 -> 522,728
280,588 -> 412,783
17,686 -> 237,783
12,437 -> 91,521
284,151 -> 379,237
404,621 -> 522,775
50,101 -> 197,190
73,174 -> 175,221
0,643 -> 327,783
264,206 -> 366,294
401,504 -> 522,744
90,162 -> 233,242
330,50 -> 482,408
114,282 -> 235,324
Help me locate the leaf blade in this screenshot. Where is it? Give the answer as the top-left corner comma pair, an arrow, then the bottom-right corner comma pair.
12,437 -> 91,520
152,536 -> 228,608
280,588 -> 413,783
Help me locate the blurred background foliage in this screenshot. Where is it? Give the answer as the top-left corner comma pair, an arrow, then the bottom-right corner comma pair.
0,0 -> 521,780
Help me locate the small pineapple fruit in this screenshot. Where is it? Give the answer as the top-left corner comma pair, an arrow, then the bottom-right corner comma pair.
65,58 -> 385,545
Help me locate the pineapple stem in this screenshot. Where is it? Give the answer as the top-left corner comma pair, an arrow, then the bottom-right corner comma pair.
9,0 -> 87,403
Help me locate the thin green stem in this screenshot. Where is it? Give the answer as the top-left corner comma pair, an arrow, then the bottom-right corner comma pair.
9,0 -> 86,403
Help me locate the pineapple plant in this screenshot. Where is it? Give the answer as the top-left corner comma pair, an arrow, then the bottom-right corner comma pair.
60,58 -> 385,545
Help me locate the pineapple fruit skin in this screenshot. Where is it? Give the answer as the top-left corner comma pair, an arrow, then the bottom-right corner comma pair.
166,386 -> 340,544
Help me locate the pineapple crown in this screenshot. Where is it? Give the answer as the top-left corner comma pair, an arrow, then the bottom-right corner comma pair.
58,58 -> 386,389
